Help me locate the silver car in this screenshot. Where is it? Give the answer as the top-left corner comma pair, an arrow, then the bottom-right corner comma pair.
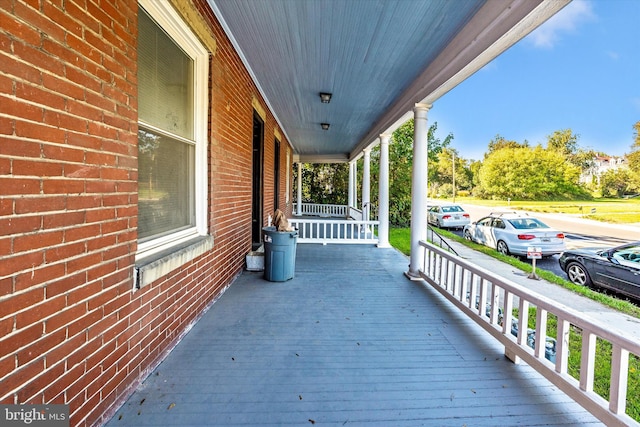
428,204 -> 470,229
463,212 -> 566,257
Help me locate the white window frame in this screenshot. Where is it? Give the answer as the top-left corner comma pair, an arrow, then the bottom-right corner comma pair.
136,0 -> 209,261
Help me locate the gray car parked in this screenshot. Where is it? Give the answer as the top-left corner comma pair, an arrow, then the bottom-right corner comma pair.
559,241 -> 640,301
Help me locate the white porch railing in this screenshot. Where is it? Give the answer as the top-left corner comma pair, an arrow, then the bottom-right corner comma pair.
349,206 -> 362,220
293,203 -> 379,244
418,240 -> 640,427
298,203 -> 377,222
289,218 -> 379,244
299,203 -> 347,217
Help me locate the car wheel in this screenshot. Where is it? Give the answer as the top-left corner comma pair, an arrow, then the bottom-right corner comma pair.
463,229 -> 473,241
436,219 -> 441,228
566,262 -> 592,286
497,240 -> 509,256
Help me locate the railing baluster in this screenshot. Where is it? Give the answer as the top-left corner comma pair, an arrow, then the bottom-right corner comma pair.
555,317 -> 570,374
478,278 -> 487,318
442,258 -> 450,290
451,263 -> 458,296
535,308 -> 548,360
503,290 -> 513,335
458,267 -> 467,302
517,299 -> 529,347
609,343 -> 629,415
579,329 -> 596,392
467,273 -> 476,310
490,283 -> 500,325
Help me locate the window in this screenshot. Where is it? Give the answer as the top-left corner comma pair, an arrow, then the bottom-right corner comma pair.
137,0 -> 209,259
478,218 -> 492,227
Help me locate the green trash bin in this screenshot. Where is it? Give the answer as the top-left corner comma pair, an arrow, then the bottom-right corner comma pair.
263,226 -> 298,281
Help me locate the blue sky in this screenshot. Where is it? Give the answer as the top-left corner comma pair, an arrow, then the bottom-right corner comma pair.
428,0 -> 640,161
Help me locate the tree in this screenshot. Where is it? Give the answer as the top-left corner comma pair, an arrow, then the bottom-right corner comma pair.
430,147 -> 472,197
469,160 -> 483,194
600,168 -> 639,197
627,120 -> 640,175
378,119 -> 414,226
478,145 -> 588,200
545,128 -> 598,171
547,129 -> 578,159
297,163 -> 349,205
485,134 -> 528,157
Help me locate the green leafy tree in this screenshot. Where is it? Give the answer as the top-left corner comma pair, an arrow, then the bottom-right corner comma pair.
297,163 -> 349,205
600,168 -> 639,197
547,129 -> 578,159
469,159 -> 483,194
627,120 -> 640,175
546,128 -> 598,171
485,134 -> 528,158
478,145 -> 588,200
385,120 -> 415,226
431,147 -> 472,197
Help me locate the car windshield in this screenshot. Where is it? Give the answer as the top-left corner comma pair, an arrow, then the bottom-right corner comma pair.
441,206 -> 463,213
507,218 -> 549,230
612,244 -> 640,262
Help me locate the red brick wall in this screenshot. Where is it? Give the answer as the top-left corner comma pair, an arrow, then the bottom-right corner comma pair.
0,0 -> 293,425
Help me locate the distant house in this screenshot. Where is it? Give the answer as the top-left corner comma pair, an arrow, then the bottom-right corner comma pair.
580,155 -> 628,185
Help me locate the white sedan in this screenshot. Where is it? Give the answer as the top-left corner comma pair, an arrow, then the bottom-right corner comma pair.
463,212 -> 566,257
428,204 -> 471,229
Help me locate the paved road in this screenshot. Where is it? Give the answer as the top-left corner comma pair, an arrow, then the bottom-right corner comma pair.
459,204 -> 640,245
445,203 -> 640,279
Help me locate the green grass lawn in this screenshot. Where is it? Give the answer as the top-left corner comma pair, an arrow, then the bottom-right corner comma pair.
389,226 -> 640,422
449,197 -> 640,224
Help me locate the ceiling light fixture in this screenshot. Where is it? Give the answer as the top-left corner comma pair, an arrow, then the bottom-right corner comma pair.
319,92 -> 332,103
321,123 -> 330,130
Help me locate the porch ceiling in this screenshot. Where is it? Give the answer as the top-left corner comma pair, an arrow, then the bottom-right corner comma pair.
208,0 -> 569,163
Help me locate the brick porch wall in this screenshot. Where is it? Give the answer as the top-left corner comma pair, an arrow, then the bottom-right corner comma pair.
0,0 -> 293,425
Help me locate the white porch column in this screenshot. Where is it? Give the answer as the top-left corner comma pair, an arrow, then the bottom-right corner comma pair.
348,160 -> 358,211
377,134 -> 391,248
353,161 -> 358,210
362,147 -> 371,221
296,162 -> 303,215
407,103 -> 431,278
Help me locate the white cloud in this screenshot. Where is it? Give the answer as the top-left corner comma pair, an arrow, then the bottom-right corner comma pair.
606,50 -> 620,60
527,0 -> 595,49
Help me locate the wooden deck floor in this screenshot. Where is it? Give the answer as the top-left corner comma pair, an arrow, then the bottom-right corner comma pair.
106,244 -> 603,426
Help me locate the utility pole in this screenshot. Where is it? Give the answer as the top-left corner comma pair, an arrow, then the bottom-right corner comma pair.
452,151 -> 456,203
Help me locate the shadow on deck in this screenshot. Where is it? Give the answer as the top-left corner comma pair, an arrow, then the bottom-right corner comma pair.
106,244 -> 602,426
